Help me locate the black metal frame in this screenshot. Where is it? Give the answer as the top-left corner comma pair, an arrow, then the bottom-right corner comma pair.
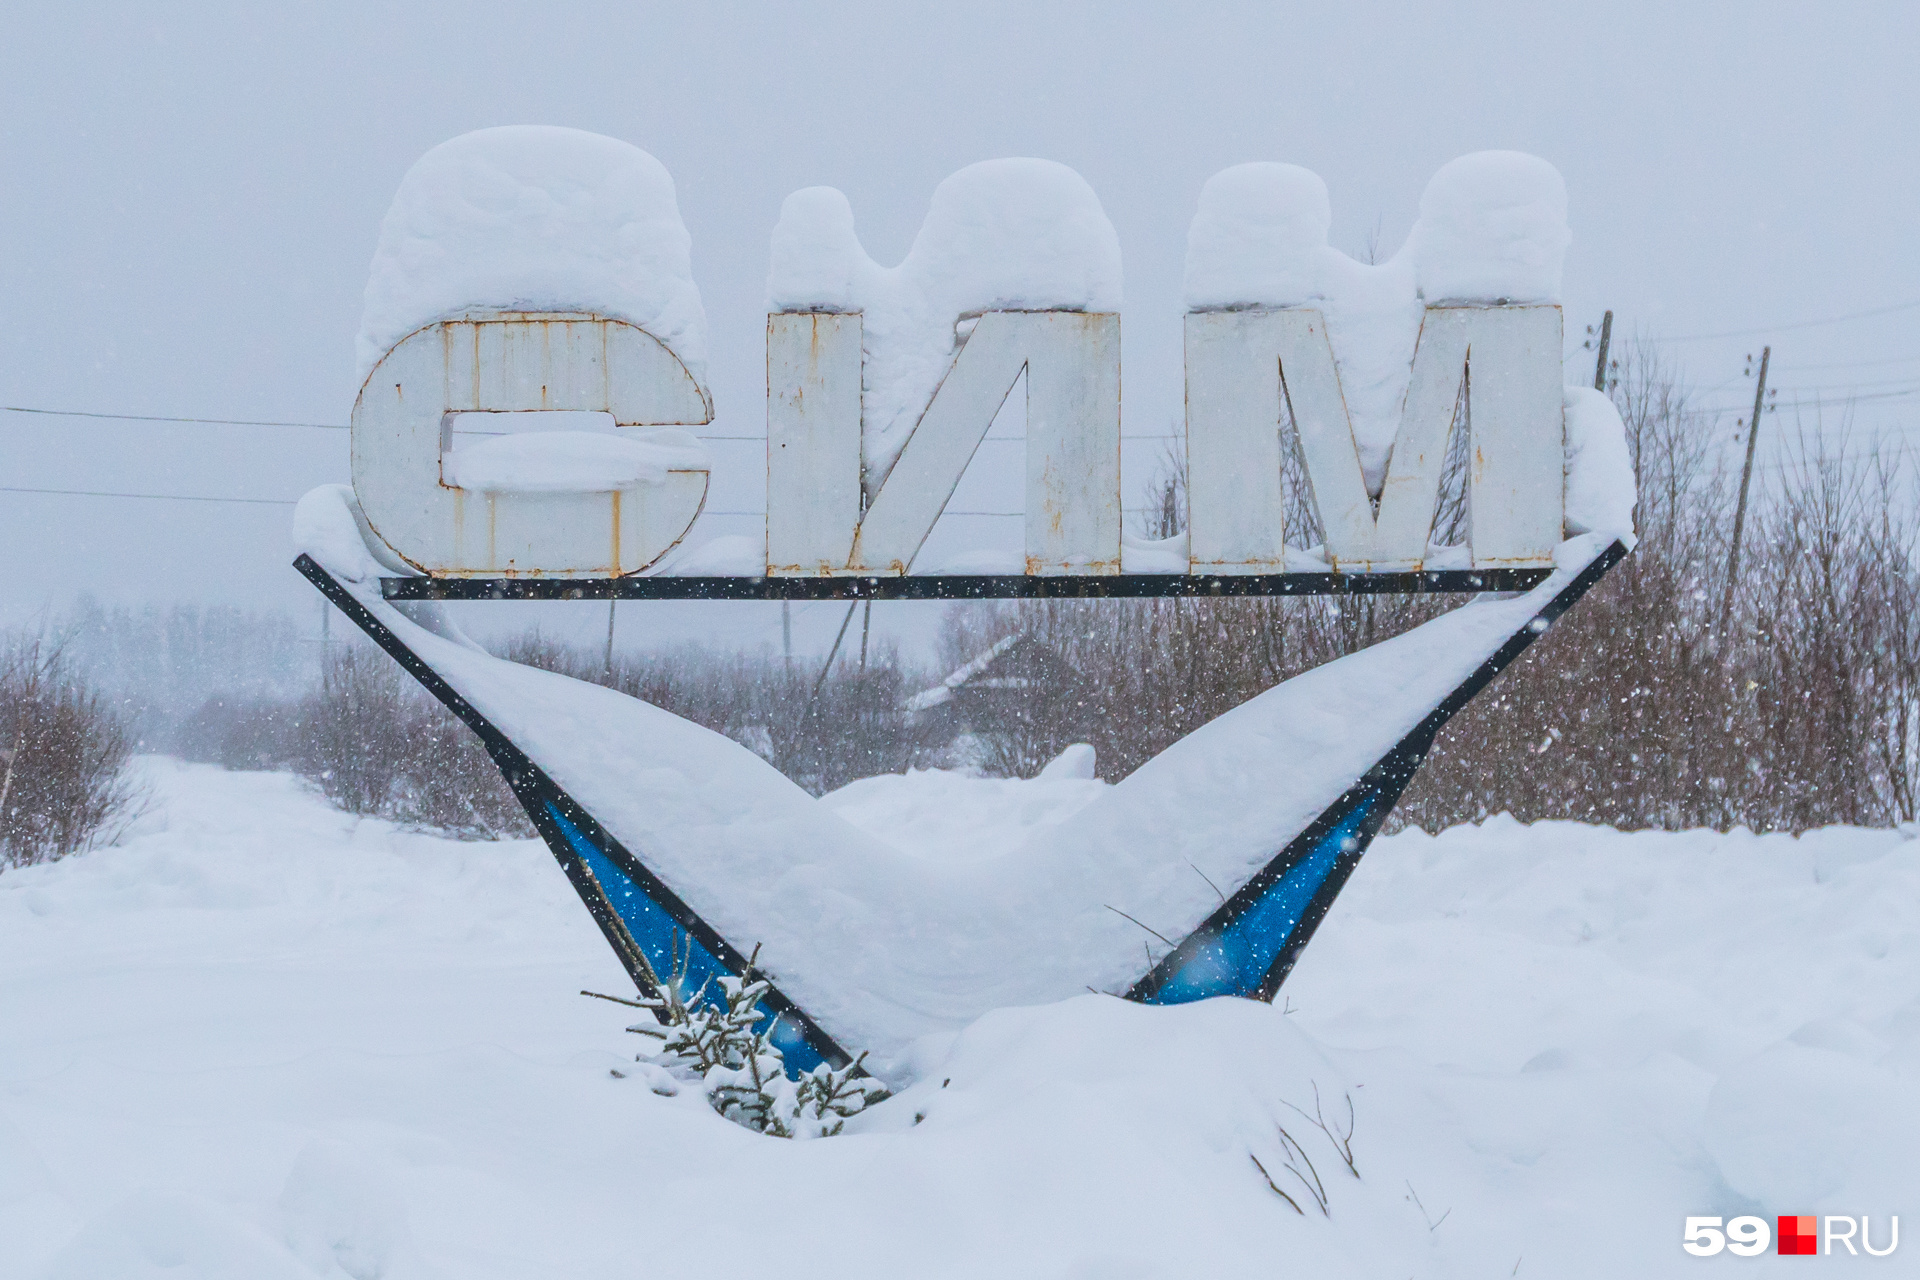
1126,539 -> 1628,1002
295,553 -> 859,1070
380,566 -> 1552,602
303,538 -> 1624,1059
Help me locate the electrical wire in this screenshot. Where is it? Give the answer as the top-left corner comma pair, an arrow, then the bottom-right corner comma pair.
0,485 -> 297,505
1683,385 -> 1920,417
0,404 -> 768,442
2,405 -> 345,429
1653,298 -> 1920,343
1778,354 -> 1920,372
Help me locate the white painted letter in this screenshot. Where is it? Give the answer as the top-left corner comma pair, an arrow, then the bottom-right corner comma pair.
351,312 -> 712,578
1183,304 -> 1563,572
766,312 -> 863,575
769,310 -> 1121,576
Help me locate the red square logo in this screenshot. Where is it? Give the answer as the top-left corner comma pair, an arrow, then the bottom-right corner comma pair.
1779,1215 -> 1818,1255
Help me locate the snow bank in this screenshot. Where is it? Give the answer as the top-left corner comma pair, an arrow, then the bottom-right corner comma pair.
822,759 -> 1108,867
6,761 -> 1915,1278
1404,152 -> 1569,304
657,533 -> 763,576
1563,387 -> 1636,538
441,429 -> 708,493
1121,529 -> 1188,572
296,483 -> 1617,1072
356,127 -> 706,384
290,483 -> 411,580
768,160 -> 1121,495
1183,153 -> 1570,491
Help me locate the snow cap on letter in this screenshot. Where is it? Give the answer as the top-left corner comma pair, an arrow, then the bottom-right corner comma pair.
356,126 -> 707,383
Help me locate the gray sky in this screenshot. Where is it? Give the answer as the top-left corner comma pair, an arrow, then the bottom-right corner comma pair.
4,1 -> 1916,657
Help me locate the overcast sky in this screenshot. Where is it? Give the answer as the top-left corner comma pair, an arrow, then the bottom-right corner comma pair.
3,2 -> 1916,656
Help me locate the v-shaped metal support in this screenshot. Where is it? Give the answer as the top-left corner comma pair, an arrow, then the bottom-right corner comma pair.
297,541 -> 1624,1074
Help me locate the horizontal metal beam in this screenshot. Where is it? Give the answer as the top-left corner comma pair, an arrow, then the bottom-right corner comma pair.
380,567 -> 1553,602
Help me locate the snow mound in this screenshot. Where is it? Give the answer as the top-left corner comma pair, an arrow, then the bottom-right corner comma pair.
356,126 -> 706,384
297,482 -> 1620,1072
1407,151 -> 1570,304
1182,162 -> 1333,311
768,159 -> 1121,495
822,762 -> 1108,866
1563,387 -> 1636,539
1182,152 -> 1570,490
658,533 -> 763,576
441,429 -> 708,493
6,763 -> 1918,1277
1184,151 -> 1568,311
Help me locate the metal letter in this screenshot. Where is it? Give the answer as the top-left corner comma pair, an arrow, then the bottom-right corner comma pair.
768,310 -> 1122,577
352,312 -> 712,578
1184,304 -> 1562,572
766,313 -> 863,575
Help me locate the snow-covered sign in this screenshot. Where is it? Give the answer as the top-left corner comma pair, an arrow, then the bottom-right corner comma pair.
302,129 -> 1639,1088
345,132 -> 1631,588
350,129 -> 714,579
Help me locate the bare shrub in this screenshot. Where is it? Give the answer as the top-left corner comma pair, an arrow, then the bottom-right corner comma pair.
0,635 -> 144,871
297,646 -> 414,817
765,656 -> 931,792
943,341 -> 1920,832
1402,352 -> 1920,832
506,629 -> 932,796
935,591 -> 1455,780
176,694 -> 303,770
274,645 -> 531,838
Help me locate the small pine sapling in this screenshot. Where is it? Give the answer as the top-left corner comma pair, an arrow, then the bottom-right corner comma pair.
586,937 -> 887,1139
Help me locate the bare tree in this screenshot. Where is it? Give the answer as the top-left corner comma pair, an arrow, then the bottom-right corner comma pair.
0,634 -> 144,870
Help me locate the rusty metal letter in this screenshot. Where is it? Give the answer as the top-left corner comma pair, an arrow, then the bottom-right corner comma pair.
351,312 -> 712,578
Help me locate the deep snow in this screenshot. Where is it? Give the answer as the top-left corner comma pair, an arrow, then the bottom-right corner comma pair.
2,759 -> 1914,1278
1183,153 -> 1570,493
298,480 -> 1626,1071
767,161 -> 1122,499
356,127 -> 707,386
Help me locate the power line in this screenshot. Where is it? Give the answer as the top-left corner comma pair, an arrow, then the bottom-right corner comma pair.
1779,354 -> 1920,372
2,404 -> 346,429
0,405 -> 769,442
1655,297 -> 1920,343
1683,385 -> 1920,416
0,485 -> 296,505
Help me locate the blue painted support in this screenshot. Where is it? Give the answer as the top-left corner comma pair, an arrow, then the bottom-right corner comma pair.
1142,799 -> 1375,1005
297,539 -> 1625,1063
1131,540 -> 1628,1005
549,806 -> 827,1073
295,554 -> 854,1080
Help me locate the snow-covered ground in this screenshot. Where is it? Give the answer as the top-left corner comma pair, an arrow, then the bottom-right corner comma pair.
2,759 -> 1915,1278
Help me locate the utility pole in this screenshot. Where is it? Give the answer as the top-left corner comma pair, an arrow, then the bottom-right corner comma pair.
1592,310 -> 1613,392
857,598 -> 872,673
1720,345 -> 1771,634
604,599 -> 617,678
781,601 -> 793,677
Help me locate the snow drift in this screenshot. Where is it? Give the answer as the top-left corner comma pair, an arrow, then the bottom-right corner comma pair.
1184,152 -> 1571,494
356,126 -> 706,386
768,160 -> 1121,496
3,761 -> 1913,1278
297,481 -> 1619,1073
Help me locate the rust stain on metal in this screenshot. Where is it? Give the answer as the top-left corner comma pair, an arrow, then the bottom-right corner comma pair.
451,488 -> 465,564
609,490 -> 623,576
